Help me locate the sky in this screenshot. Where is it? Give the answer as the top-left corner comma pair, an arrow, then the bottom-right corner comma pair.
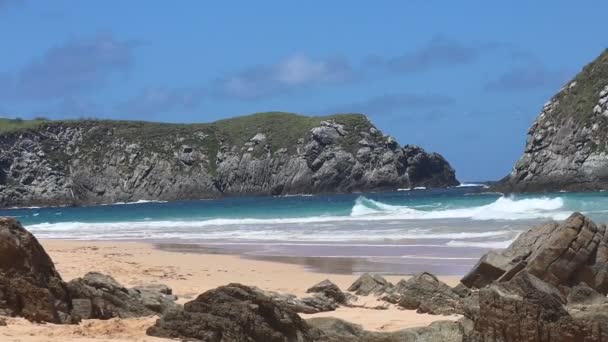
0,1 -> 607,181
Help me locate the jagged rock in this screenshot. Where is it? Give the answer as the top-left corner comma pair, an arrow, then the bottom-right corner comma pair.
306,279 -> 346,304
147,283 -> 317,342
347,273 -> 392,296
500,49 -> 608,192
461,213 -> 608,294
469,271 -> 608,342
262,288 -> 337,314
307,317 -> 465,342
382,273 -> 463,315
0,217 -> 75,323
0,113 -> 458,207
67,272 -> 179,319
0,317 -> 6,326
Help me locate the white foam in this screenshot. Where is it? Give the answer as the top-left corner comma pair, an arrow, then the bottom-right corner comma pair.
350,196 -> 569,221
455,183 -> 490,188
446,239 -> 516,249
102,200 -> 168,206
26,220 -> 517,242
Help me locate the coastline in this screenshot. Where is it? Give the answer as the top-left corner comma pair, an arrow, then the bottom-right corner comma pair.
1,239 -> 461,341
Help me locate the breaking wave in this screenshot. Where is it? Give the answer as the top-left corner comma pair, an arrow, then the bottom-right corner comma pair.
351,196 -> 568,221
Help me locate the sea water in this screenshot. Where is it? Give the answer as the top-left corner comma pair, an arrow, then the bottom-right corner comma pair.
3,186 -> 607,274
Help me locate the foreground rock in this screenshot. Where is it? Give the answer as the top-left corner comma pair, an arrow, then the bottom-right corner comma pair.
147,283 -> 317,341
462,212 -> 608,294
0,113 -> 458,208
469,271 -> 608,342
0,217 -> 75,323
461,213 -> 608,341
68,272 -> 179,319
500,49 -> 608,192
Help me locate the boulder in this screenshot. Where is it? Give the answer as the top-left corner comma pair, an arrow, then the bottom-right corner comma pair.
67,272 -> 179,319
0,217 -> 75,323
306,279 -> 346,304
382,273 -> 463,315
461,213 -> 608,295
147,283 -> 317,342
347,273 -> 392,296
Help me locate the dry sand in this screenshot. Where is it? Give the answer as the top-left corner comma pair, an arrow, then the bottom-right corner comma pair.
0,240 -> 462,341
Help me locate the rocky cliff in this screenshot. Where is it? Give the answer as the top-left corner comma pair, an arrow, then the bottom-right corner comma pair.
501,49 -> 608,192
0,112 -> 458,207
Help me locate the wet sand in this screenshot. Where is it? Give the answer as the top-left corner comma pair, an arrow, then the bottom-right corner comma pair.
156,241 -> 483,275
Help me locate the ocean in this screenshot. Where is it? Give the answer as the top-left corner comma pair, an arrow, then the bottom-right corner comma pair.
3,185 -> 607,275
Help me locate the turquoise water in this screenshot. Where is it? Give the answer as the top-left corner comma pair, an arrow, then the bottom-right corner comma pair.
3,185 -> 607,274
2,186 -> 608,242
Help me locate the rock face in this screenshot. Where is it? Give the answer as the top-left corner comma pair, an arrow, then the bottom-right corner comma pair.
0,113 -> 458,207
0,217 -> 75,323
146,283 -> 317,342
501,49 -> 608,192
461,212 -> 608,293
67,272 -> 179,319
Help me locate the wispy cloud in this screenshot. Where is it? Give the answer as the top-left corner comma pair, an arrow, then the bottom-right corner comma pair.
367,35 -> 497,73
4,33 -> 138,100
212,54 -> 354,99
485,61 -> 571,92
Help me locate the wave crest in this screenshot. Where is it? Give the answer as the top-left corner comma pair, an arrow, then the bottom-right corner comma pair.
351,196 -> 567,221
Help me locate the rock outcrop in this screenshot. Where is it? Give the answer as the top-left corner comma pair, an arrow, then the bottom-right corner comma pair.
0,217 -> 75,323
0,113 -> 458,207
461,212 -> 608,293
468,271 -> 608,342
501,49 -> 608,192
67,272 -> 179,319
146,283 -> 318,342
460,212 -> 608,341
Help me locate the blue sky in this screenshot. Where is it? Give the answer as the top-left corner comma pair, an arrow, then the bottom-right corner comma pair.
0,1 -> 606,181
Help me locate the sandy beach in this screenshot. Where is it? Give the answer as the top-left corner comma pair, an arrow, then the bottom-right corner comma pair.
0,239 -> 461,341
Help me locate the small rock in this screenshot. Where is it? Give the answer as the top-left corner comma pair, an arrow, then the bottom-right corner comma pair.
306,279 -> 346,304
347,273 -> 392,296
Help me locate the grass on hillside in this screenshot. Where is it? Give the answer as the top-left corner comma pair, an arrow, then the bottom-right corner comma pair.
0,112 -> 373,174
0,118 -> 48,133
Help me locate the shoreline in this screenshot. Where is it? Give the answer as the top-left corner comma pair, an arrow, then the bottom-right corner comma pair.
0,239 -> 462,341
